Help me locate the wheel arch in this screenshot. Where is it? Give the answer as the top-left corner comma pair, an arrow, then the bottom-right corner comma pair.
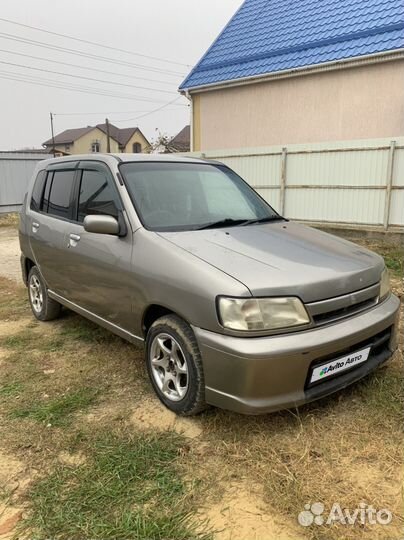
142,304 -> 188,337
22,256 -> 36,286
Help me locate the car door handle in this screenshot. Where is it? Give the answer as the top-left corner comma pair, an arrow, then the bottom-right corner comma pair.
68,233 -> 81,248
32,221 -> 39,232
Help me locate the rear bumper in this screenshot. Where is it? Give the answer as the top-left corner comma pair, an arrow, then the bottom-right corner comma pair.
193,294 -> 400,414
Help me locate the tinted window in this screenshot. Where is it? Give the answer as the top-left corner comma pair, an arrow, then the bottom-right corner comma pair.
47,170 -> 76,219
30,170 -> 46,212
42,172 -> 53,212
77,169 -> 120,222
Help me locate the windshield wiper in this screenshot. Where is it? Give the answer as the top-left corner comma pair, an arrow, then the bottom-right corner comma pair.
197,218 -> 250,230
241,216 -> 287,226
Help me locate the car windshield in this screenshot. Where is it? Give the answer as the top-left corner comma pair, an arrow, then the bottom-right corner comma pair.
119,161 -> 279,231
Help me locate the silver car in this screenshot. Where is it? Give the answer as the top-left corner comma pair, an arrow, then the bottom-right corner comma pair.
19,154 -> 400,415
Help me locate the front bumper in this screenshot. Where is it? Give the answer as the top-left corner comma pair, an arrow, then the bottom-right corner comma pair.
193,294 -> 400,414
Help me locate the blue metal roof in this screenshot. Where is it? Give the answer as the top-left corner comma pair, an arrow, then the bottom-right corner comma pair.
180,0 -> 404,90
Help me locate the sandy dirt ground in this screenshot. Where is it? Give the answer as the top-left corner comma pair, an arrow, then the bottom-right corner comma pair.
0,228 -> 21,284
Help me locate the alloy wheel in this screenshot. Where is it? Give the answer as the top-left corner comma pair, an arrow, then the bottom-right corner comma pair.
29,274 -> 43,313
150,333 -> 189,401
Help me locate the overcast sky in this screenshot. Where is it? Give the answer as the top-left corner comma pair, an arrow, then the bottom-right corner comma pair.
0,0 -> 243,150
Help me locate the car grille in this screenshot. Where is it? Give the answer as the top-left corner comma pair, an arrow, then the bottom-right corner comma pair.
306,282 -> 380,326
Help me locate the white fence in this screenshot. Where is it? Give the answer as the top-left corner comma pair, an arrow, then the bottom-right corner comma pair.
188,137 -> 404,230
0,153 -> 51,214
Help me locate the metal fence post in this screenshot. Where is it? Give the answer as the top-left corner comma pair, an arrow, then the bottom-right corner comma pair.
280,147 -> 287,215
383,140 -> 396,230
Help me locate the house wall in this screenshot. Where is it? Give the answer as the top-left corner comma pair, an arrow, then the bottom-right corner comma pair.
52,128 -> 150,155
192,60 -> 404,151
123,130 -> 150,153
54,128 -> 120,155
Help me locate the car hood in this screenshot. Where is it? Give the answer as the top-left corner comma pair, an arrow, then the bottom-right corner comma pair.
158,222 -> 384,303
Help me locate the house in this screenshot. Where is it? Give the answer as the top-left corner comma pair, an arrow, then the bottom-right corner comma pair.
179,0 -> 404,151
42,123 -> 150,155
168,125 -> 191,152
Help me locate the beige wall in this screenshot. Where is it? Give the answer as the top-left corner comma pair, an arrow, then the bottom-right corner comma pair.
55,127 -> 120,155
193,60 -> 404,151
123,130 -> 150,153
54,128 -> 150,155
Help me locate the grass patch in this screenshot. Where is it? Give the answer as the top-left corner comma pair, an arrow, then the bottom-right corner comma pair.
2,331 -> 36,349
0,381 -> 24,397
377,245 -> 404,277
38,335 -> 67,352
22,432 -> 211,540
60,316 -> 119,343
354,238 -> 404,278
0,277 -> 28,320
384,250 -> 404,276
10,387 -> 99,426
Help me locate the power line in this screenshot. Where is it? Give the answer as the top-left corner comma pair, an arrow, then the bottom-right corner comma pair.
0,71 -> 172,103
0,73 -> 188,127
118,97 -> 185,123
0,48 -> 179,86
0,16 -> 193,68
0,59 -> 177,94
54,106 -> 187,116
0,31 -> 187,76
0,70 -> 168,101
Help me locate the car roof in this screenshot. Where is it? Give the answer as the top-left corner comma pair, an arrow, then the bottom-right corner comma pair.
39,153 -> 218,167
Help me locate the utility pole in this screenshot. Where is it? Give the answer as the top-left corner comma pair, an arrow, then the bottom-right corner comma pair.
105,118 -> 111,153
50,112 -> 56,157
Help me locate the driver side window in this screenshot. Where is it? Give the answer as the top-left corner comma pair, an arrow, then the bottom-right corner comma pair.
77,169 -> 120,223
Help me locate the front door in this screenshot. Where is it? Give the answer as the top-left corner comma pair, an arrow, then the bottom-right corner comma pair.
54,161 -> 135,333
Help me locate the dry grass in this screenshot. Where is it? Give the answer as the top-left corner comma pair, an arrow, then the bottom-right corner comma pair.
0,212 -> 19,229
0,278 -> 211,540
0,234 -> 402,540
354,237 -> 404,280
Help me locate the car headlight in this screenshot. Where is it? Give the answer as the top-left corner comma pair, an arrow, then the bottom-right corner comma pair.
218,296 -> 310,331
379,268 -> 390,301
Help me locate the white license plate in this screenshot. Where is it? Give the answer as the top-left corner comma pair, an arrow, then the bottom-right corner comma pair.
310,347 -> 371,384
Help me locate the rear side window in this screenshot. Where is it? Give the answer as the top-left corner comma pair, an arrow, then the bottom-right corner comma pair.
77,169 -> 120,222
30,170 -> 46,212
47,170 -> 76,219
42,172 -> 53,212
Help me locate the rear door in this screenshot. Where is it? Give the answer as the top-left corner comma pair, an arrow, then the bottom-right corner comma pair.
55,161 -> 134,331
28,162 -> 78,292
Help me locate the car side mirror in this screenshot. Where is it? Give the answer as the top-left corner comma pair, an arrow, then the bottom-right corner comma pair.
83,215 -> 120,235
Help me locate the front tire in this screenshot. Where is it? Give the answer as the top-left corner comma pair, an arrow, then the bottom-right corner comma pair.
28,266 -> 61,321
145,315 -> 207,416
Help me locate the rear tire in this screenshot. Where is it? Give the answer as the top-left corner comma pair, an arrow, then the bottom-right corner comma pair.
145,314 -> 208,416
28,266 -> 61,321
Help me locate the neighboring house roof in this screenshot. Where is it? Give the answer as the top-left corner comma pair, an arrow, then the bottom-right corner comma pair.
180,0 -> 404,90
95,124 -> 141,147
169,125 -> 190,152
43,123 -> 150,148
43,126 -> 93,146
